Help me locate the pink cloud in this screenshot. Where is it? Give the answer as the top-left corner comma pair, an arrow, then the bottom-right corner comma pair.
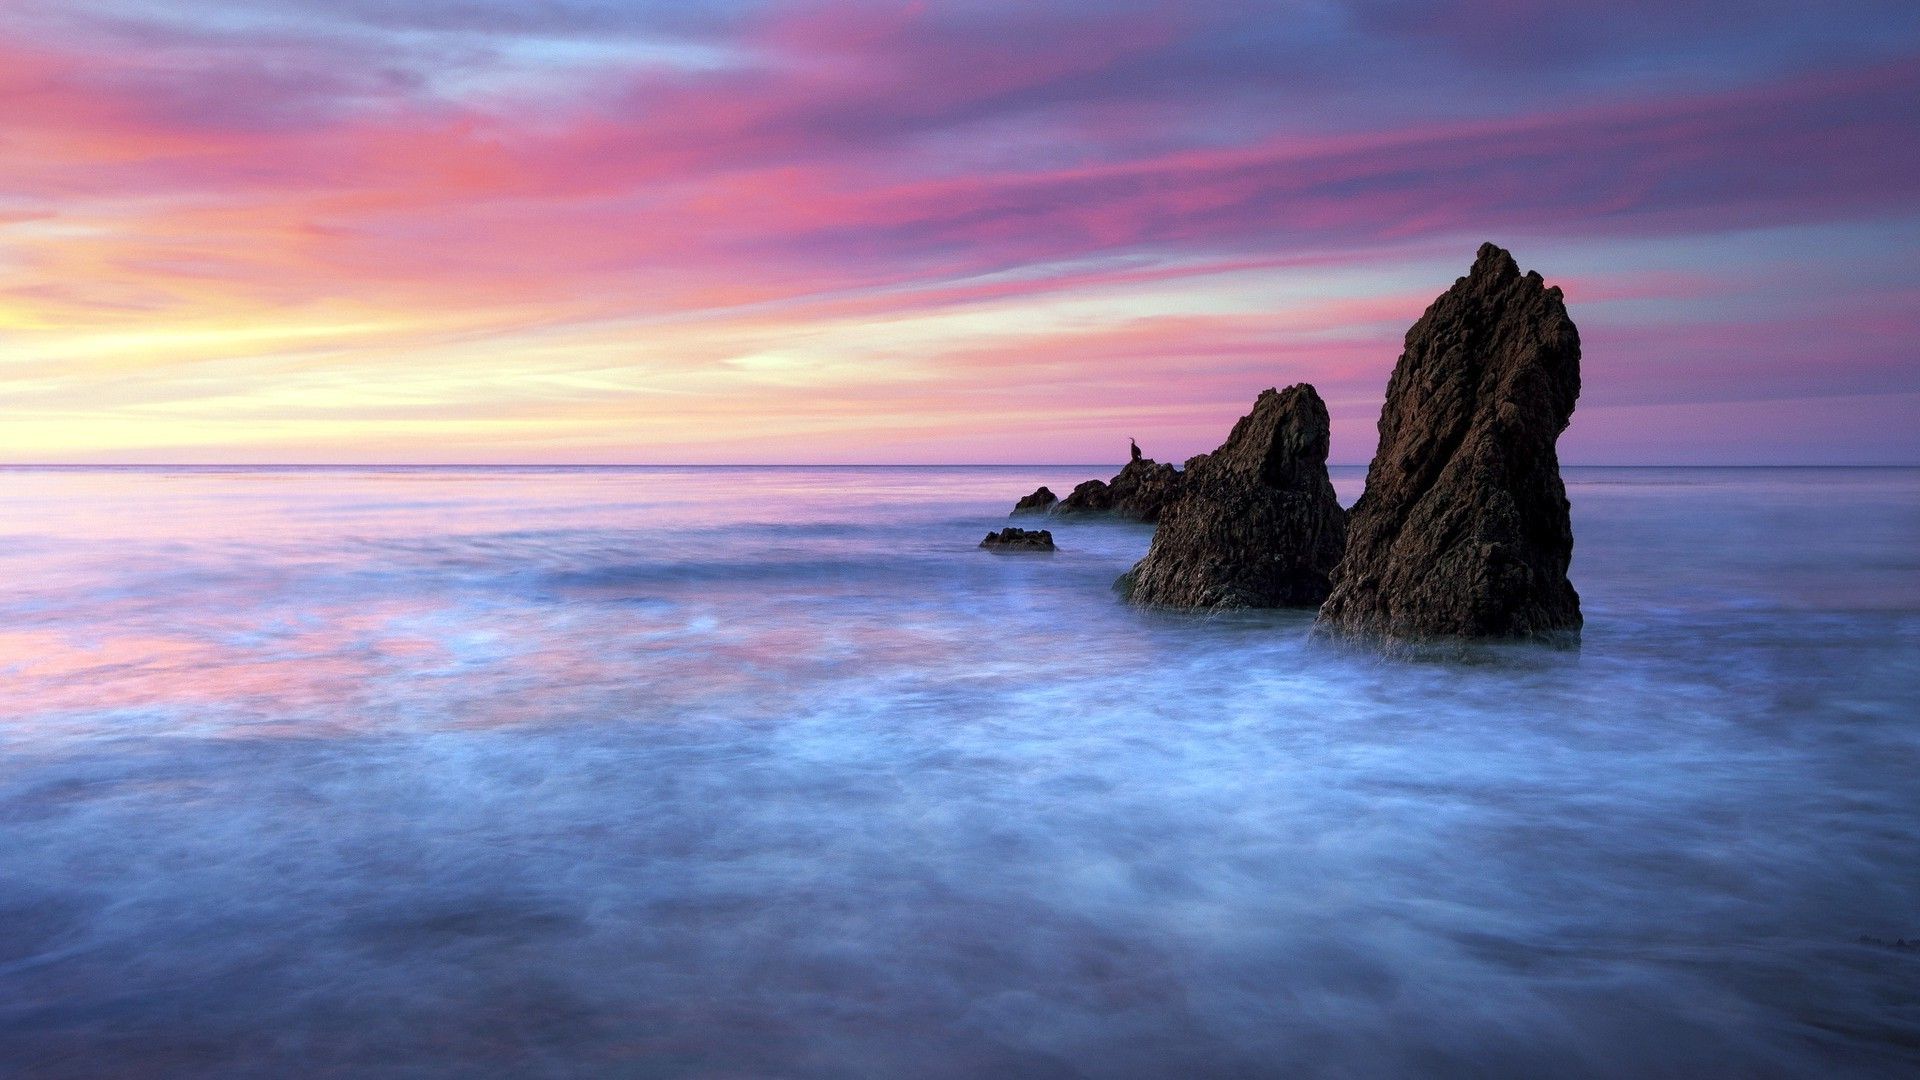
2,4 -> 1916,463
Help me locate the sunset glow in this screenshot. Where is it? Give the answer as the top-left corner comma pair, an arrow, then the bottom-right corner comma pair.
4,1 -> 1917,463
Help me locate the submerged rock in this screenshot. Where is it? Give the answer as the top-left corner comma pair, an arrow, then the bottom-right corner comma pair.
980,527 -> 1056,551
1315,243 -> 1582,644
1052,442 -> 1184,522
1121,385 -> 1346,608
1010,486 -> 1058,515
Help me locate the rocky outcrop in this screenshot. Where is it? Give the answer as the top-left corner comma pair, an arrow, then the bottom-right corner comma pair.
980,527 -> 1056,551
1120,385 -> 1346,608
1103,447 -> 1182,523
1055,478 -> 1113,514
1050,442 -> 1184,522
1315,243 -> 1582,644
1010,486 -> 1058,515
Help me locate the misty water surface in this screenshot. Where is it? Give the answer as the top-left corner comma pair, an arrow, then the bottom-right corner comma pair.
1,465 -> 1916,1078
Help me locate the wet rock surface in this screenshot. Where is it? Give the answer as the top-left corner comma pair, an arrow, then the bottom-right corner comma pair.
1121,385 -> 1347,608
1315,243 -> 1582,644
1010,486 -> 1058,515
980,527 -> 1056,551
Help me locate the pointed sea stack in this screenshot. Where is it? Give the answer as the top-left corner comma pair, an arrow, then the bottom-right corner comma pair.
1315,243 -> 1582,644
1121,385 -> 1346,608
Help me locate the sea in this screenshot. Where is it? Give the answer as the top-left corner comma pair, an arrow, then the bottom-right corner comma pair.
1,464 -> 1916,1078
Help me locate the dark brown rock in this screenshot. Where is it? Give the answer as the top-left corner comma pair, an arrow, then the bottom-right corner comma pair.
1055,478 -> 1114,514
1120,384 -> 1346,608
1315,243 -> 1582,644
1011,486 -> 1058,515
980,527 -> 1056,551
1104,453 -> 1182,523
1053,443 -> 1184,521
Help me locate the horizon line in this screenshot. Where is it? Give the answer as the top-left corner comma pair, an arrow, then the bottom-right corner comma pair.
3,462 -> 1917,470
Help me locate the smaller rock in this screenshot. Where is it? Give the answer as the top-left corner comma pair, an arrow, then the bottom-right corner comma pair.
1009,442 -> 1184,521
980,527 -> 1056,551
1104,454 -> 1182,522
1121,383 -> 1346,608
1011,486 -> 1058,515
1056,479 -> 1114,514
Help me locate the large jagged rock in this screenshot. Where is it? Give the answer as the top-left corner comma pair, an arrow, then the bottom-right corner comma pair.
1052,441 -> 1184,521
1120,385 -> 1347,608
1315,243 -> 1582,644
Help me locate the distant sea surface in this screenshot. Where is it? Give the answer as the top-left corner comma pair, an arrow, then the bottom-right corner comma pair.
2,465 -> 1916,1078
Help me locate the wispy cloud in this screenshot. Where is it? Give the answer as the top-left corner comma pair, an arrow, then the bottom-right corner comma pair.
3,1 -> 1916,462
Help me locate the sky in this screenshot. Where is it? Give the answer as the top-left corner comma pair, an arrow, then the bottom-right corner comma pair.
2,0 -> 1917,465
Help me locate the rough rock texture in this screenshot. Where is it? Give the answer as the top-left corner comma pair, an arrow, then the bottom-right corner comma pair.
980,527 -> 1056,551
1052,442 -> 1184,522
1120,385 -> 1347,608
1056,478 -> 1114,514
1315,243 -> 1582,643
1010,486 -> 1058,515
1104,451 -> 1183,523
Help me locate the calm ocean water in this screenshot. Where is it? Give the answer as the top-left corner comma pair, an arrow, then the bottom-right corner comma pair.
1,465 -> 1916,1078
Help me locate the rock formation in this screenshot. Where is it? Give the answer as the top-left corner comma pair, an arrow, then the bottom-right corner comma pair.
1044,442 -> 1185,522
1010,486 -> 1058,515
980,527 -> 1056,551
1054,478 -> 1113,514
1315,243 -> 1582,644
1101,447 -> 1182,522
1120,384 -> 1346,608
